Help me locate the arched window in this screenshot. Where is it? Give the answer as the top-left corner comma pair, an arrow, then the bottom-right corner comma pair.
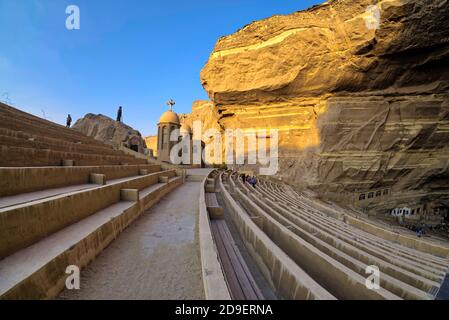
359,194 -> 366,201
368,192 -> 374,199
376,191 -> 382,198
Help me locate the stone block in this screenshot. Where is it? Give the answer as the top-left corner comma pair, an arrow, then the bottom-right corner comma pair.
159,176 -> 169,183
120,189 -> 140,202
139,169 -> 149,176
61,160 -> 74,167
89,173 -> 106,185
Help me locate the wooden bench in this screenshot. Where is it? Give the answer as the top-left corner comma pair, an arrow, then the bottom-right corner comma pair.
211,219 -> 264,300
206,192 -> 224,220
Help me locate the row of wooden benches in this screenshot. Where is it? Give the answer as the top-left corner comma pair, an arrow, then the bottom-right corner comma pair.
205,171 -> 264,300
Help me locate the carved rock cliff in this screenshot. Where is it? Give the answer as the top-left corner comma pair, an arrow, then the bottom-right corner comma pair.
192,0 -> 449,206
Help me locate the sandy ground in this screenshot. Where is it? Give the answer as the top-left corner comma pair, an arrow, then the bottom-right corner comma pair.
59,182 -> 205,300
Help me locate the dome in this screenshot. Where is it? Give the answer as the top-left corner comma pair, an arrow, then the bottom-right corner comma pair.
159,110 -> 180,125
180,123 -> 192,134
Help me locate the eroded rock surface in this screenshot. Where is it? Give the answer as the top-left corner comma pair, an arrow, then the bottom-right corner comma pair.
73,114 -> 147,154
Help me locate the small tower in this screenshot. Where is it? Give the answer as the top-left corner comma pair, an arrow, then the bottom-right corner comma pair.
157,100 -> 181,163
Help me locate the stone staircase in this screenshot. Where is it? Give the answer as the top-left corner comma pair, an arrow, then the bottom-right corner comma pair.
0,104 -> 184,299
0,103 -> 146,167
219,172 -> 449,300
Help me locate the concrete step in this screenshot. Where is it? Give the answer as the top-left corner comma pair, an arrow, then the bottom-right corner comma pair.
275,191 -> 449,269
218,174 -> 336,300
248,191 -> 436,299
0,173 -> 167,210
0,184 -> 99,209
0,145 -> 146,167
0,176 -> 183,299
0,127 -> 115,150
0,164 -> 161,197
285,204 -> 448,282
230,175 -> 449,299
284,204 -> 449,277
0,132 -> 122,157
258,182 -> 449,268
0,103 -> 108,146
266,182 -> 449,260
259,182 -> 449,272
0,170 -> 178,259
0,112 -> 105,148
233,185 -> 400,300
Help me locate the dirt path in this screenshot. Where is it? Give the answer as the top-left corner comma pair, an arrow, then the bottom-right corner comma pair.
59,182 -> 205,300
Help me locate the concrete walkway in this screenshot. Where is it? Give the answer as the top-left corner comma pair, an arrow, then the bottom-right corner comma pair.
59,179 -> 206,300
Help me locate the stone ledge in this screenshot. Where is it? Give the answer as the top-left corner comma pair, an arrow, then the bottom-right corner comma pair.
198,171 -> 231,300
0,170 -> 177,259
0,164 -> 162,197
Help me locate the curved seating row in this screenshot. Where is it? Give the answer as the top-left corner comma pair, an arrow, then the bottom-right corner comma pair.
218,172 -> 449,300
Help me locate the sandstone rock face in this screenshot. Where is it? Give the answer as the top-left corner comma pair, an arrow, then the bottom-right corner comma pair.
201,0 -> 449,104
179,100 -> 223,136
73,114 -> 147,154
195,0 -> 449,208
145,136 -> 158,157
179,100 -> 224,165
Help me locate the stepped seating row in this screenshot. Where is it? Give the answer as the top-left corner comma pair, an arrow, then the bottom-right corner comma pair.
0,169 -> 178,259
0,128 -> 125,157
253,181 -> 446,298
0,145 -> 146,167
0,103 -> 145,167
198,171 -> 231,300
0,104 -> 186,299
205,173 -> 224,220
0,164 -> 162,197
205,171 -> 264,300
219,172 -> 449,300
277,185 -> 449,253
261,181 -> 449,265
0,168 -> 183,299
219,172 -> 336,300
0,104 -> 108,148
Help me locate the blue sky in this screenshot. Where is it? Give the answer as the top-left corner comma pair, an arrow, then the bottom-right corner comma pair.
0,0 -> 323,136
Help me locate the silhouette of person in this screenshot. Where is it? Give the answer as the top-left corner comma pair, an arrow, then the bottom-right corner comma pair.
117,106 -> 123,122
66,114 -> 72,128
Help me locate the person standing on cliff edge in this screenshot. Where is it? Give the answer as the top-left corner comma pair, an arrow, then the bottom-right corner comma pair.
66,114 -> 72,128
117,106 -> 123,122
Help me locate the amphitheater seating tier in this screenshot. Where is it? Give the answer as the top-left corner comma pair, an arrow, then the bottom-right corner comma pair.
0,103 -> 145,167
0,103 -> 184,299
219,172 -> 449,300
